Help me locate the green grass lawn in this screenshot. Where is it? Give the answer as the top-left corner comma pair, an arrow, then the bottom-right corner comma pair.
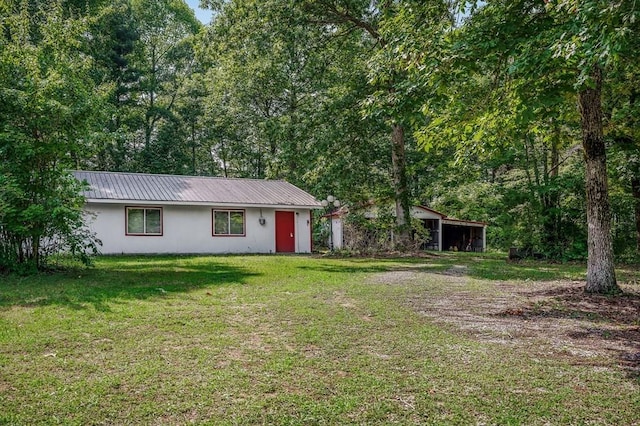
1,254 -> 638,425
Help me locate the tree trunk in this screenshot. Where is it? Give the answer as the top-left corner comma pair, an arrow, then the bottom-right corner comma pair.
632,177 -> 640,253
191,120 -> 197,175
630,89 -> 640,253
542,123 -> 561,253
578,65 -> 620,294
391,123 -> 411,247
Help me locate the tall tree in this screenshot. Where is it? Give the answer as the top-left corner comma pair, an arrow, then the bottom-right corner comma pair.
413,6 -> 586,259
409,0 -> 637,293
537,0 -> 637,292
606,61 -> 640,256
0,0 -> 101,270
295,0 -> 452,244
202,0 -> 392,202
82,0 -> 203,173
130,0 -> 201,171
86,0 -> 141,171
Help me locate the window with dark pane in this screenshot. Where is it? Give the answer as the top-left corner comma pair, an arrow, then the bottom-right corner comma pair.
230,211 -> 244,234
145,209 -> 161,234
127,208 -> 145,234
213,210 -> 245,236
214,211 -> 229,235
126,207 -> 162,235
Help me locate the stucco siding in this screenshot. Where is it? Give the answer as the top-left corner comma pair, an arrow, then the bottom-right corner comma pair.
85,203 -> 312,254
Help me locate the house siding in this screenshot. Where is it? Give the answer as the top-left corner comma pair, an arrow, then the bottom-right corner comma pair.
86,202 -> 312,254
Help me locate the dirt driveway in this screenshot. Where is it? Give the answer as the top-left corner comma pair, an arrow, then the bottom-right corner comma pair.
380,266 -> 640,378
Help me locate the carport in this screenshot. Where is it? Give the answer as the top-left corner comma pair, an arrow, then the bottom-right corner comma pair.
441,218 -> 486,252
330,204 -> 487,252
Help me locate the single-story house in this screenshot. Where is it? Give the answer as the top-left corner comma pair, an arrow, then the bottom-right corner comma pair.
73,171 -> 322,254
327,205 -> 487,252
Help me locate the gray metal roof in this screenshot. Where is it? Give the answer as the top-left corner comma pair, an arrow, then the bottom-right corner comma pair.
73,171 -> 322,208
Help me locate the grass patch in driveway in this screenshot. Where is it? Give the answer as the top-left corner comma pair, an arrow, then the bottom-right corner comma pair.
1,254 -> 639,424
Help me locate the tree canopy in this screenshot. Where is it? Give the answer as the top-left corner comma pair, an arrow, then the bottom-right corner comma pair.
0,0 -> 638,292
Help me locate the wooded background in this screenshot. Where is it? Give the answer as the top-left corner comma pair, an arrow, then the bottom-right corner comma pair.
1,0 -> 638,289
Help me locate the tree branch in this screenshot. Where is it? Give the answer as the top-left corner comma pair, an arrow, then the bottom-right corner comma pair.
305,0 -> 382,43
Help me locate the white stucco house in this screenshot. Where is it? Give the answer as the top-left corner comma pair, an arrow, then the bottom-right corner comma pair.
327,205 -> 487,252
73,171 -> 322,254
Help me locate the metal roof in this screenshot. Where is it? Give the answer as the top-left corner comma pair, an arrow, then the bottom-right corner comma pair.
73,171 -> 322,208
324,203 -> 486,226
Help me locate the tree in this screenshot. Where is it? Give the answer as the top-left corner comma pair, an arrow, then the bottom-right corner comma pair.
407,0 -> 637,293
606,60 -> 640,258
0,1 -> 101,271
300,0 -> 415,240
129,0 -> 201,172
85,0 -> 141,171
294,1 -> 451,245
202,0 -> 393,202
536,0 -> 638,292
411,7 -> 587,259
81,0 -> 203,174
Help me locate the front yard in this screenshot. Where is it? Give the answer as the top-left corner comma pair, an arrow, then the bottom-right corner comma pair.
1,254 -> 638,424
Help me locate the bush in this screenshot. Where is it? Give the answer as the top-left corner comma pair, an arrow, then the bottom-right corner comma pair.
339,211 -> 431,254
0,172 -> 101,274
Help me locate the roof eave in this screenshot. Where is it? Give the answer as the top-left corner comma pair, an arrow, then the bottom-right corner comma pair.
84,198 -> 323,209
442,218 -> 487,227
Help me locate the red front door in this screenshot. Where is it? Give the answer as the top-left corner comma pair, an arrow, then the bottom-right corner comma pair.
275,211 -> 295,253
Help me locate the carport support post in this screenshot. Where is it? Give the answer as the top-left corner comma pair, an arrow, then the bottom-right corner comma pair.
482,226 -> 486,252
321,195 -> 340,252
329,215 -> 334,251
438,219 -> 443,251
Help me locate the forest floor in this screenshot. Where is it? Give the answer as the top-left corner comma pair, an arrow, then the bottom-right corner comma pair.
377,263 -> 640,378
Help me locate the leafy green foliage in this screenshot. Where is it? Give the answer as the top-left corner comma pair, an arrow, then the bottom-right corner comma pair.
2,0 -> 639,270
200,0 -> 395,202
375,0 -> 638,273
81,0 -> 203,174
0,1 -> 101,272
